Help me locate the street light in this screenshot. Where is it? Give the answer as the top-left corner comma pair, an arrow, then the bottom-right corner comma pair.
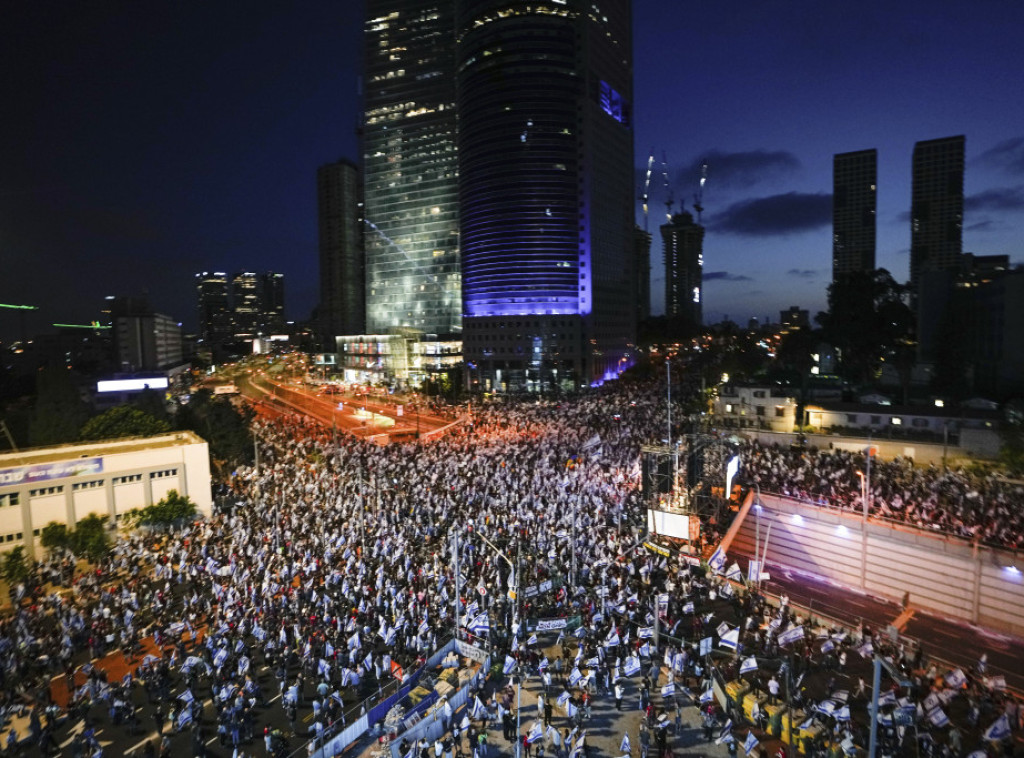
476,530 -> 522,758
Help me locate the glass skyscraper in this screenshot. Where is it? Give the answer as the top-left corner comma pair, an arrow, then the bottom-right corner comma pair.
363,1 -> 461,336
456,0 -> 636,391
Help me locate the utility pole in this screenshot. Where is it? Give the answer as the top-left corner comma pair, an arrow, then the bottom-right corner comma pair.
868,655 -> 882,758
453,531 -> 461,642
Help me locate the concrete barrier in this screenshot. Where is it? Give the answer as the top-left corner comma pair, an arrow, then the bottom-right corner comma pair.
731,493 -> 1024,636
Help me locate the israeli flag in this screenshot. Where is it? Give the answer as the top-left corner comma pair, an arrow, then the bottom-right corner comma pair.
639,643 -> 651,658
928,707 -> 949,727
835,705 -> 851,721
983,714 -> 1011,742
682,601 -> 694,614
620,734 -> 631,753
468,613 -> 490,635
566,701 -> 578,718
638,627 -> 654,639
324,641 -> 335,658
504,656 -> 517,675
348,632 -> 361,650
743,731 -> 759,755
178,689 -> 194,704
466,601 -> 480,618
716,719 -> 734,745
821,640 -> 835,654
318,659 -> 331,676
574,626 -> 588,639
471,696 -> 486,719
708,546 -> 727,574
606,632 -> 620,647
528,721 -> 544,744
585,656 -> 600,668
557,691 -> 571,707
623,656 -> 641,676
213,648 -> 229,669
719,628 -> 739,650
945,668 -> 967,689
777,625 -> 804,646
700,688 -> 714,704
176,708 -> 193,730
661,682 -> 675,697
569,667 -> 583,686
253,625 -> 266,642
740,657 -> 758,674
528,634 -> 538,646
725,563 -> 742,581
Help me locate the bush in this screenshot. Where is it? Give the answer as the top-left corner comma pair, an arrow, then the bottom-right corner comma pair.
132,490 -> 198,529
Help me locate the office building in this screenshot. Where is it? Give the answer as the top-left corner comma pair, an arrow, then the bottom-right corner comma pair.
318,160 -> 364,338
110,296 -> 183,372
260,272 -> 286,333
195,272 -> 232,345
231,272 -> 261,338
457,0 -> 636,391
662,211 -> 704,331
363,1 -> 461,336
0,433 -> 211,558
832,149 -> 877,280
910,136 -> 965,292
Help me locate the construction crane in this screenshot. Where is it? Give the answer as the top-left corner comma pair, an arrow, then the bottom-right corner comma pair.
661,151 -> 675,220
693,159 -> 708,224
639,151 -> 655,232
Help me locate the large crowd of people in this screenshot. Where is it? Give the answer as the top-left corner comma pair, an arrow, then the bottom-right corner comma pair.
0,371 -> 1020,758
739,441 -> 1024,549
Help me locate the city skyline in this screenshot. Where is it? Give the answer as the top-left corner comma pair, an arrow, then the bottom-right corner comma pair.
3,1 -> 1024,343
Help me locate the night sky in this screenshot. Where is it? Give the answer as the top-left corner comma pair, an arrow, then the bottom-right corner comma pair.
3,1 -> 1023,344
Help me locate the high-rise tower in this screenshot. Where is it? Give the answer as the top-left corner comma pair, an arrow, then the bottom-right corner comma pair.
456,0 -> 635,391
662,211 -> 704,331
362,1 -> 461,336
832,149 -> 877,280
318,159 -> 364,337
231,272 -> 261,338
195,272 -> 232,345
911,136 -> 965,292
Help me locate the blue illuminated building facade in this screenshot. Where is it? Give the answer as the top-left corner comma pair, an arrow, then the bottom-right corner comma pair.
456,0 -> 636,392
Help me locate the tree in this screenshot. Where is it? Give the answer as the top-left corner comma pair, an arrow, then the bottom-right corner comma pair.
80,406 -> 171,441
28,367 -> 92,446
70,513 -> 111,563
40,522 -> 71,555
175,390 -> 254,475
0,546 -> 31,586
817,269 -> 914,386
999,400 -> 1024,476
129,490 -> 198,529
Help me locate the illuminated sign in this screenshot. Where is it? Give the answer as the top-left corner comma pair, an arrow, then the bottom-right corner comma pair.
0,458 -> 103,486
96,377 -> 169,393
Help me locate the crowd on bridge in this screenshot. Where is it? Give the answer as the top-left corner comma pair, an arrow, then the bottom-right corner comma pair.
0,370 -> 1021,758
737,441 -> 1024,549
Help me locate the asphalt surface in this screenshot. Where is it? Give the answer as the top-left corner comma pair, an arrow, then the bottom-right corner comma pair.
750,559 -> 1024,695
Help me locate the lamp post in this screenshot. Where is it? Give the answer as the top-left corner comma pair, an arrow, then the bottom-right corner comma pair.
476,531 -> 521,758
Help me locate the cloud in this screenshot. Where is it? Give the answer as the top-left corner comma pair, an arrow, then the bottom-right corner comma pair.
710,192 -> 832,236
704,271 -> 752,282
786,269 -> 818,279
975,138 -> 1024,175
675,149 -> 801,192
964,186 -> 1024,213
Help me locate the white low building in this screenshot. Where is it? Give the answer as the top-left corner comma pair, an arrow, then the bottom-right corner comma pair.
0,432 -> 212,557
713,385 -> 798,432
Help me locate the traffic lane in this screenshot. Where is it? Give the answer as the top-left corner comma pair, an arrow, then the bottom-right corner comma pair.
902,614 -> 1024,693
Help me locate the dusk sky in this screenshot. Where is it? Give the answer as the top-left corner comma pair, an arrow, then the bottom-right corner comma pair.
3,1 -> 1023,343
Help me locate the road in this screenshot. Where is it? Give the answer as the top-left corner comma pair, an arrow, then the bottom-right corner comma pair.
750,560 -> 1024,694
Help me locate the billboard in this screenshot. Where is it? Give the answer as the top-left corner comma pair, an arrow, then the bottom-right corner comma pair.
647,509 -> 697,540
0,457 -> 103,487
